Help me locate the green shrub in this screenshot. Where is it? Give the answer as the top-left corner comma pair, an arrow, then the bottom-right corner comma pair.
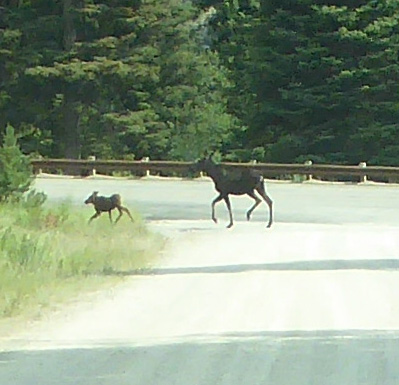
0,124 -> 33,202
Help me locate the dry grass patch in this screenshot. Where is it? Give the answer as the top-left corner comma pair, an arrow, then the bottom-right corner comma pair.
0,201 -> 164,318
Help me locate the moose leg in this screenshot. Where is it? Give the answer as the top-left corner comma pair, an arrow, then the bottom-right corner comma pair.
121,206 -> 134,222
256,184 -> 273,228
211,194 -> 223,223
114,206 -> 133,224
88,210 -> 101,224
246,191 -> 261,221
223,195 -> 234,228
108,210 -> 113,223
114,207 -> 123,224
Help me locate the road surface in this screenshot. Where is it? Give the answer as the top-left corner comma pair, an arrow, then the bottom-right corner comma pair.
1,177 -> 399,384
29,176 -> 399,225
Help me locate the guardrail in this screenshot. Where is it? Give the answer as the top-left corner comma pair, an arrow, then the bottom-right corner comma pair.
30,158 -> 399,182
31,159 -> 191,175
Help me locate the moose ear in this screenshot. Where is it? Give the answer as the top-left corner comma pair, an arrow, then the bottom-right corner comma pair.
93,191 -> 99,196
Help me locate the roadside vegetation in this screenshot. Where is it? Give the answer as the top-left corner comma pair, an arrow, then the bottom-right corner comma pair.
0,201 -> 163,318
0,125 -> 164,319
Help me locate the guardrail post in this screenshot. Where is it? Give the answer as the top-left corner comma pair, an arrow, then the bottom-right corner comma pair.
141,156 -> 150,176
88,155 -> 96,176
359,162 -> 367,183
304,160 -> 313,181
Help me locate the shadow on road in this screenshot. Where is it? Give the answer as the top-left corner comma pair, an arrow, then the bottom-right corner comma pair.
1,329 -> 399,385
105,258 -> 399,277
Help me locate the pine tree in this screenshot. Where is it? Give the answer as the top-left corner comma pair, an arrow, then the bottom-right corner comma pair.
154,0 -> 239,160
210,0 -> 399,164
0,124 -> 32,201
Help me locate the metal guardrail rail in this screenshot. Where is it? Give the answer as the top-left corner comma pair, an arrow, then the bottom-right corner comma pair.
31,159 -> 191,174
30,158 -> 399,181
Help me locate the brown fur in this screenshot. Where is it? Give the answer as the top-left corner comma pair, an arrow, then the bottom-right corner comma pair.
84,191 -> 134,224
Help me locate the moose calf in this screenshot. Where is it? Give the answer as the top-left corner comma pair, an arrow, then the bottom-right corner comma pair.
84,191 -> 134,224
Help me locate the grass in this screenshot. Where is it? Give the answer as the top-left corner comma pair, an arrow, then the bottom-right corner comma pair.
0,200 -> 164,319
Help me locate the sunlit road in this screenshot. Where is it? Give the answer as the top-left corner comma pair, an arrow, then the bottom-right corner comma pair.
31,176 -> 399,225
2,177 -> 399,384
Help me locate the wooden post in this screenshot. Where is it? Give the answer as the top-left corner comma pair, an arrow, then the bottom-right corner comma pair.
141,157 -> 150,176
88,155 -> 96,176
359,162 -> 367,183
304,160 -> 313,181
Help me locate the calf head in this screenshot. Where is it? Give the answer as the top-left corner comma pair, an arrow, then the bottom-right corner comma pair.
84,191 -> 99,205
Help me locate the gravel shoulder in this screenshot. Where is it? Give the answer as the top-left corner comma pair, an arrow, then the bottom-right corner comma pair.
2,221 -> 399,352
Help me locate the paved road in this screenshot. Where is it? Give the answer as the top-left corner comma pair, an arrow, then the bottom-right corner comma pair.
32,176 -> 399,225
1,177 -> 399,385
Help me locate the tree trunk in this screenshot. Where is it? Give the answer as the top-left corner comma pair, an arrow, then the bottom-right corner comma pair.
62,102 -> 81,160
62,0 -> 81,168
63,0 -> 76,51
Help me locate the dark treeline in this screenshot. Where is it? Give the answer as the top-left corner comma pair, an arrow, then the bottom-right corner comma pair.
1,0 -> 399,165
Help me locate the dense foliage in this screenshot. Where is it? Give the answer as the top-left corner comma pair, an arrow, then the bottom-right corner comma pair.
207,0 -> 399,164
1,0 -> 399,164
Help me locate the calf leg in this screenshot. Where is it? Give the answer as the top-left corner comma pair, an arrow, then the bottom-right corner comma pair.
246,191 -> 261,221
88,210 -> 101,224
114,205 -> 134,224
121,206 -> 134,222
211,194 -> 223,223
114,207 -> 123,224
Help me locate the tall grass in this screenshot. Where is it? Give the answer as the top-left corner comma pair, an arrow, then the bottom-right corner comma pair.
0,201 -> 164,318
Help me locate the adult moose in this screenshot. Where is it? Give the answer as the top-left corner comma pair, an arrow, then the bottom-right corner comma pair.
192,156 -> 273,228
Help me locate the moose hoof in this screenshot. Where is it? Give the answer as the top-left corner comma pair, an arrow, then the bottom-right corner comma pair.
227,223 -> 233,229
212,218 -> 218,224
246,214 -> 251,221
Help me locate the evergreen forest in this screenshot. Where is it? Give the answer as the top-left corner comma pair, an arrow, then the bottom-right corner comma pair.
1,0 -> 399,165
